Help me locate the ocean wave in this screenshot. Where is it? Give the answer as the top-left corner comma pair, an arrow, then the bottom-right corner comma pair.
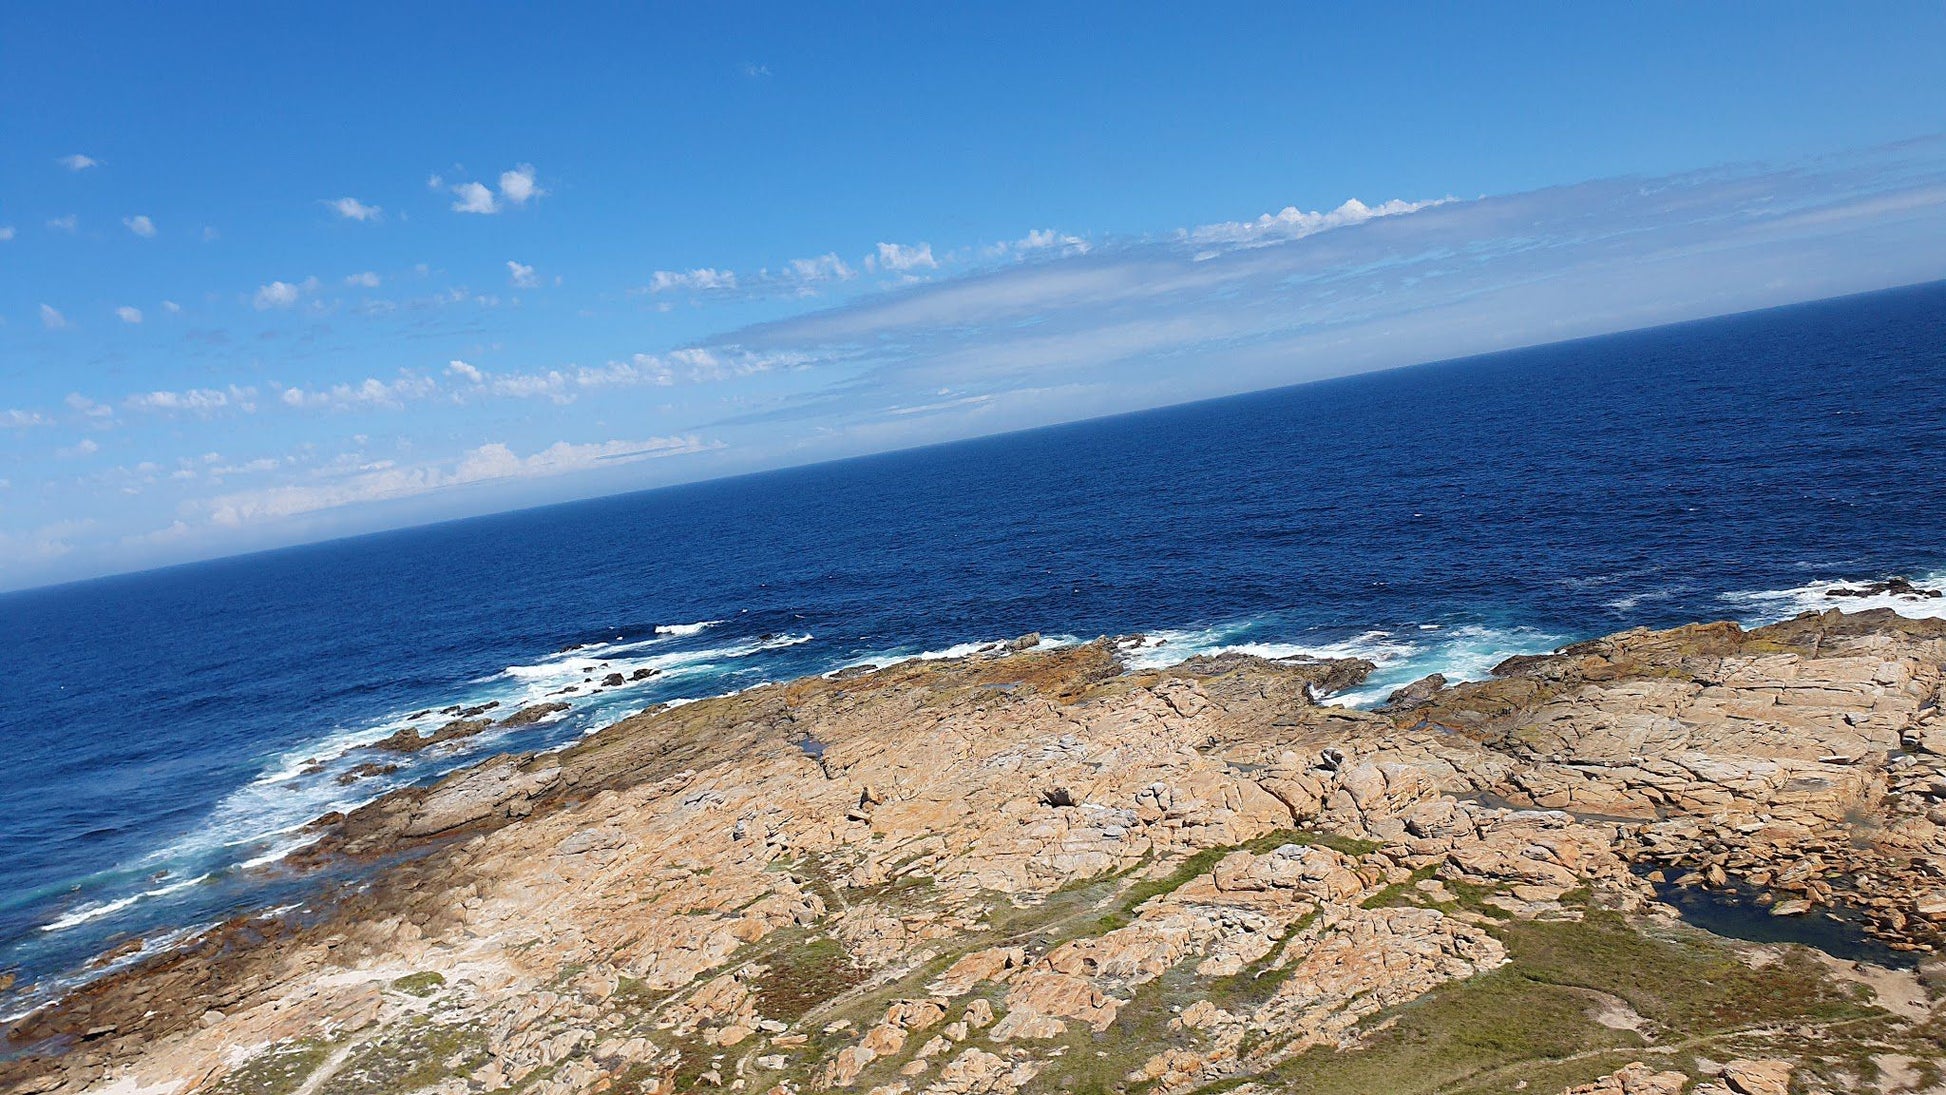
655,619 -> 723,636
1720,569 -> 1946,624
831,634 -> 1082,675
1119,617 -> 1564,709
25,627 -> 817,947
1119,620 -> 1416,672
39,872 -> 212,934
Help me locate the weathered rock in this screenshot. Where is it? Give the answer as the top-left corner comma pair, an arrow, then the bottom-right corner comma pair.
500,701 -> 572,728
5,615 -> 1944,1095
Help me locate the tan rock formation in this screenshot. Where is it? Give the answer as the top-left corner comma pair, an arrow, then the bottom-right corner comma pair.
0,612 -> 1941,1095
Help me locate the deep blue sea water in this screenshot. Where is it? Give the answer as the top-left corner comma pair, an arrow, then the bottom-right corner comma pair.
2,282 -> 1944,1012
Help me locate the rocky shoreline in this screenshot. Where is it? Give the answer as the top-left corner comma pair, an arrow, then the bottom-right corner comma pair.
4,608 -> 1945,1095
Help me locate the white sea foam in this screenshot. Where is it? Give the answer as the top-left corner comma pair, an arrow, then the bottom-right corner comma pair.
831,634 -> 1082,675
655,620 -> 723,636
1720,569 -> 1946,624
1120,617 -> 1564,710
30,627 -> 817,943
1119,621 -> 1414,672
38,872 -> 212,934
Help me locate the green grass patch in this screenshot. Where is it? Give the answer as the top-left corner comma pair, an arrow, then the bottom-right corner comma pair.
388,970 -> 446,997
314,1015 -> 488,1095
1193,908 -> 1886,1095
206,1037 -> 336,1095
749,933 -> 869,1022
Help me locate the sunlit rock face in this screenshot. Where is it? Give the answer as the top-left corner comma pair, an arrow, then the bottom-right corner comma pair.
5,608 -> 1945,1095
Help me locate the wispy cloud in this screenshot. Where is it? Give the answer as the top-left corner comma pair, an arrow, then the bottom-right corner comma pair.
122,214 -> 157,238
116,306 -> 142,324
0,226 -> 15,242
125,386 -> 259,415
696,147 -> 1946,445
39,304 -> 68,330
66,394 -> 113,419
276,375 -> 436,411
326,197 -> 383,222
202,434 -> 716,526
57,154 -> 97,171
507,260 -> 538,288
1182,197 -> 1441,251
646,267 -> 737,293
1,409 -> 50,429
344,271 -> 381,288
46,215 -> 77,233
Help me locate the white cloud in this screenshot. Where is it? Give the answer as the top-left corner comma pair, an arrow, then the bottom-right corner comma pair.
507,260 -> 538,288
470,347 -> 803,403
451,181 -> 499,214
344,271 -> 382,288
123,214 -> 157,238
39,304 -> 67,329
741,62 -> 772,78
1,409 -> 49,428
162,300 -> 182,313
446,359 -> 483,383
1184,197 -> 1441,250
203,434 -> 715,526
66,393 -> 113,418
994,228 -> 1090,258
58,438 -> 101,458
647,267 -> 737,293
125,385 -> 258,414
0,519 -> 95,565
276,375 -> 437,411
252,278 -> 318,310
116,306 -> 142,324
327,197 -> 383,222
498,164 -> 543,206
872,241 -> 937,272
0,226 -> 14,241
448,165 -> 544,214
58,154 -> 98,171
426,173 -> 444,190
787,253 -> 855,284
47,215 -> 77,232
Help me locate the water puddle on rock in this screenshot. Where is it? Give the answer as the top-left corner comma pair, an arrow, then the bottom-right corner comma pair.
1646,876 -> 1918,969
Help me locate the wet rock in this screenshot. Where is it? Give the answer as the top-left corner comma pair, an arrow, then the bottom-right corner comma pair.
370,717 -> 492,753
500,702 -> 572,728
1382,673 -> 1447,710
336,761 -> 401,785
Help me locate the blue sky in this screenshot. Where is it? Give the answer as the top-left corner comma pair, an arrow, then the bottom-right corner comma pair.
3,3 -> 1945,590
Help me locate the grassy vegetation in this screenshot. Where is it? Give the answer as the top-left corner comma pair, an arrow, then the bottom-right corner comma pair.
389,970 -> 446,997
1183,908 -> 1886,1095
205,1037 -> 336,1095
1205,909 -> 1320,1012
313,1015 -> 489,1095
749,933 -> 870,1022
1358,866 -> 1439,909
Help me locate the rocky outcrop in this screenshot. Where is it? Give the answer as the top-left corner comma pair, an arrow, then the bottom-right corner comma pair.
2,613 -> 1943,1095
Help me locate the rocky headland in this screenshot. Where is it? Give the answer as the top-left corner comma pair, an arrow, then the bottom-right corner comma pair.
5,608 -> 1946,1095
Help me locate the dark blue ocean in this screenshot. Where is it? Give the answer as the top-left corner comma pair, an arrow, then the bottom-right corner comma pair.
2,282 -> 1944,1012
